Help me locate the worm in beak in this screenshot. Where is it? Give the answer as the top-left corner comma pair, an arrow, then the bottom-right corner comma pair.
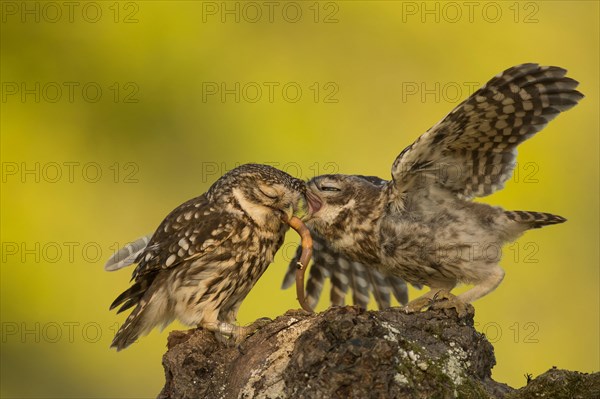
280,213 -> 314,313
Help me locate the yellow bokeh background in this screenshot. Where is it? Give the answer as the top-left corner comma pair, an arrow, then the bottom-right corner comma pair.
1,1 -> 598,397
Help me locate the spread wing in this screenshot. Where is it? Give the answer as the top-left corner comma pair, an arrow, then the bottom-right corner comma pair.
391,63 -> 583,199
281,232 -> 415,310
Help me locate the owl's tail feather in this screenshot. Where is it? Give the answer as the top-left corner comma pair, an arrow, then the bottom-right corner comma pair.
505,210 -> 566,229
111,279 -> 171,351
110,279 -> 149,314
111,299 -> 151,351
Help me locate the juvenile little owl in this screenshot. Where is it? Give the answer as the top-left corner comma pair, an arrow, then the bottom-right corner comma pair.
302,64 -> 582,314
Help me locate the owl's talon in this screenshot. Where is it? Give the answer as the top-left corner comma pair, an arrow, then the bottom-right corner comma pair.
235,319 -> 269,353
430,292 -> 474,318
216,332 -> 233,346
431,290 -> 447,302
249,316 -> 273,331
231,317 -> 273,345
402,296 -> 434,313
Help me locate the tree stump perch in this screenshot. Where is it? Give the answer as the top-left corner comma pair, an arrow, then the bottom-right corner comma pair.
158,306 -> 598,399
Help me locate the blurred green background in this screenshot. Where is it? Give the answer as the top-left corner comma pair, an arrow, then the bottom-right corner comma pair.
1,1 -> 598,397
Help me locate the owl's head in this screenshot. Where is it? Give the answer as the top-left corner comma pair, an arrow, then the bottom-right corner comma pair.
303,174 -> 386,233
210,163 -> 306,224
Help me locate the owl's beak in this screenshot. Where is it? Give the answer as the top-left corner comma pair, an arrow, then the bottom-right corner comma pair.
280,204 -> 295,223
305,190 -> 322,214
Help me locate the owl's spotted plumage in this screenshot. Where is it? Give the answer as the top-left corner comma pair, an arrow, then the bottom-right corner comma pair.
282,176 -> 417,310
106,164 -> 305,350
303,64 -> 583,311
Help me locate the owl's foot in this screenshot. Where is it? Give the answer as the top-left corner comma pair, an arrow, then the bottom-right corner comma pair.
243,317 -> 272,336
200,321 -> 235,346
233,317 -> 273,352
402,296 -> 434,313
214,330 -> 231,345
402,290 -> 474,318
430,291 -> 474,318
231,317 -> 272,344
201,319 -> 270,346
